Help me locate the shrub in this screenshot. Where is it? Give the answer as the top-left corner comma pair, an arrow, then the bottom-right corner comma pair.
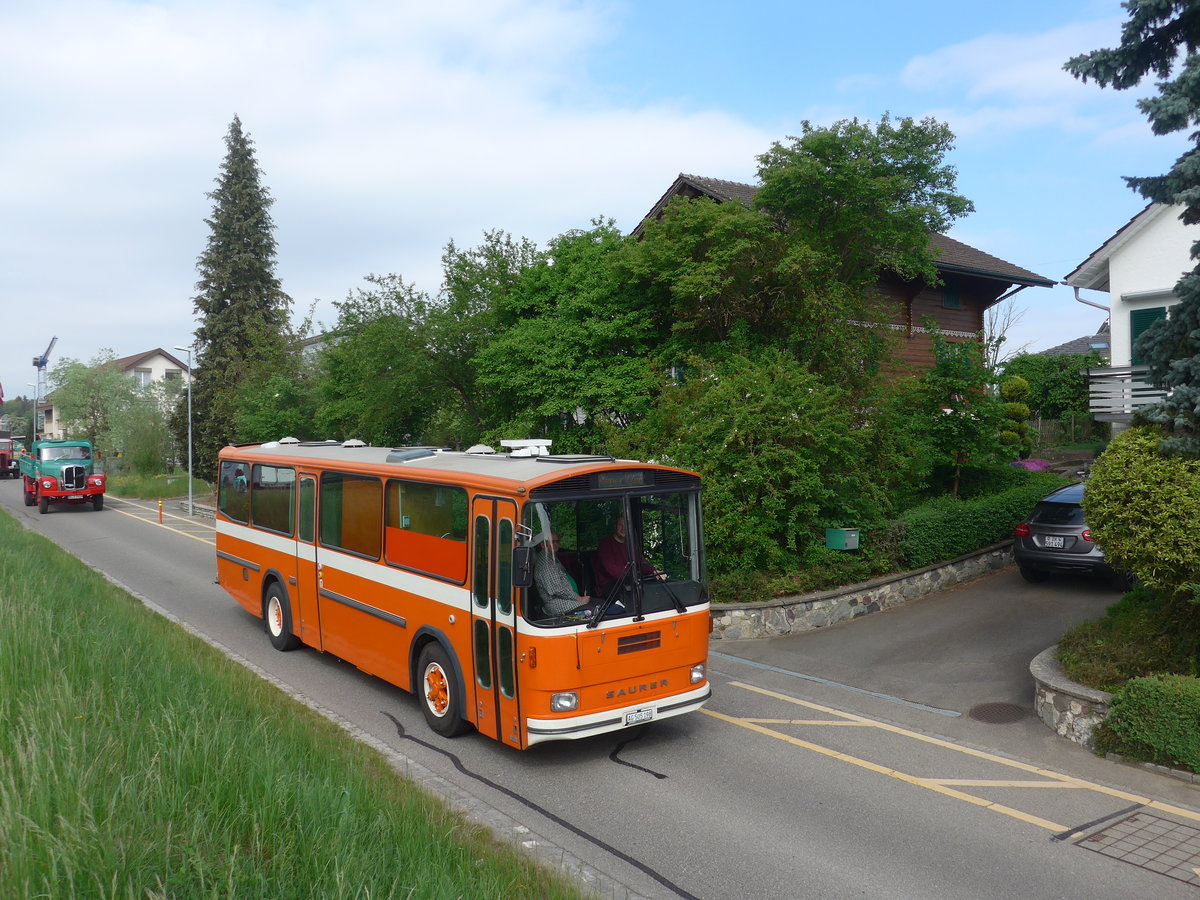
1095,675 -> 1200,773
1057,585 -> 1200,690
897,471 -> 1068,568
1084,425 -> 1200,604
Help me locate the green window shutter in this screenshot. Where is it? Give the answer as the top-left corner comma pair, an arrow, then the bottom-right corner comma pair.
942,280 -> 961,309
1130,306 -> 1166,365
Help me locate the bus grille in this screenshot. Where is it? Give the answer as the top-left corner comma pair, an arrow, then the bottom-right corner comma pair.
62,465 -> 86,490
617,632 -> 661,654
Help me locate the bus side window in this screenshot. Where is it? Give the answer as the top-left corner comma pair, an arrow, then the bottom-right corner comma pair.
219,460 -> 249,523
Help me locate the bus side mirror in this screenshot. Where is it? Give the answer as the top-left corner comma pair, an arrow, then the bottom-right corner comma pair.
511,546 -> 533,588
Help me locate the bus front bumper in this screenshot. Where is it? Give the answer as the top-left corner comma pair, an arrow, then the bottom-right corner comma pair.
524,683 -> 712,747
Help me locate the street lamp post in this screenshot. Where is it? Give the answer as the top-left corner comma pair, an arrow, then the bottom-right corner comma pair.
173,345 -> 194,516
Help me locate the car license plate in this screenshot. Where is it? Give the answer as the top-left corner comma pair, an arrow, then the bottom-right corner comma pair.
625,708 -> 654,725
1043,536 -> 1065,548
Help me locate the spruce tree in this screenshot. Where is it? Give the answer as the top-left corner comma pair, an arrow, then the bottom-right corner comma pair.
1066,2 -> 1200,455
186,116 -> 291,479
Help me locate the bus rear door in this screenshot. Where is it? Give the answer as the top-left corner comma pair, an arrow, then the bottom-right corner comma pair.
469,496 -> 521,747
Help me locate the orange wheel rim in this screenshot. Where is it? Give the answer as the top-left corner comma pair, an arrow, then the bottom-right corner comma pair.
425,665 -> 449,716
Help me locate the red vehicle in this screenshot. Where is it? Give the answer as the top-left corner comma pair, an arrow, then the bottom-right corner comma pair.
0,438 -> 14,478
20,439 -> 106,513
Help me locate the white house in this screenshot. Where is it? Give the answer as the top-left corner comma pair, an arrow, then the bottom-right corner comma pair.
1064,203 -> 1196,421
38,348 -> 190,440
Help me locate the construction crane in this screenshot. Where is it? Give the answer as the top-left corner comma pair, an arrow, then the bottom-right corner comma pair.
33,336 -> 57,371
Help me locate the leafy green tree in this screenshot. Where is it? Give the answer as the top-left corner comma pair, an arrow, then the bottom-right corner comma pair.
913,331 -> 1005,496
1066,2 -> 1200,455
1085,426 -> 1200,606
622,115 -> 972,389
613,350 -> 889,574
110,379 -> 181,475
316,276 -> 442,445
1000,351 -> 1106,419
477,220 -> 661,450
234,368 -> 320,444
186,116 -> 292,479
46,350 -> 137,458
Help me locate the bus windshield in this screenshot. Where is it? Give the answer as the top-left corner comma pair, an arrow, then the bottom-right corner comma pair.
523,490 -> 705,626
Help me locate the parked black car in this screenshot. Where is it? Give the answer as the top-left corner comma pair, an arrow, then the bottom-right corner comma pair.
1013,483 -> 1134,590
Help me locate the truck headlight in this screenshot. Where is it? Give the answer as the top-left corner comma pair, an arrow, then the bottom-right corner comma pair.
41,479 -> 53,489
550,691 -> 578,712
690,663 -> 706,684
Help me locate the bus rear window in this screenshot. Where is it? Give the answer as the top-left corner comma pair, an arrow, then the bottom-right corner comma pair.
320,472 -> 382,559
385,480 -> 468,582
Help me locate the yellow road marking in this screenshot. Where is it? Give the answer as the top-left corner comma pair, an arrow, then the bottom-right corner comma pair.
927,780 -> 1082,789
702,708 -> 1067,832
708,681 -> 1200,830
745,719 -> 872,727
105,503 -> 215,546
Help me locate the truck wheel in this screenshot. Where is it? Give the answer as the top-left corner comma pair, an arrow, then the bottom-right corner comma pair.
23,489 -> 34,507
92,494 -> 104,511
39,495 -> 49,515
264,583 -> 301,651
417,642 -> 472,738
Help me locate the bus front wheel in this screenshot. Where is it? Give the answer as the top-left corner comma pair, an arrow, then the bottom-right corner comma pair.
417,643 -> 471,738
264,583 -> 301,651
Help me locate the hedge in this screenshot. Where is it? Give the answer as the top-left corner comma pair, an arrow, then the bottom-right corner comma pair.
1095,675 -> 1200,773
897,471 -> 1068,569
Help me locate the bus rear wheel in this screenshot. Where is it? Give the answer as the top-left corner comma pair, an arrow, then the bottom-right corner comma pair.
417,643 -> 471,738
264,583 -> 301,651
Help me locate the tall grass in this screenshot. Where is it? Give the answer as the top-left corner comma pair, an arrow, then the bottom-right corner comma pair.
103,471 -> 211,501
0,512 -> 585,899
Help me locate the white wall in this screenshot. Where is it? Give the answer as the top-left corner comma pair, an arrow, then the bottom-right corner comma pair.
1109,206 -> 1197,366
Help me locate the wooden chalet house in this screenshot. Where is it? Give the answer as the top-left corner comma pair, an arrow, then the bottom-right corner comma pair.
635,174 -> 1055,374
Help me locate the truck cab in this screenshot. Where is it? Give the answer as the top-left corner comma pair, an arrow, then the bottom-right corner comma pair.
20,439 -> 106,513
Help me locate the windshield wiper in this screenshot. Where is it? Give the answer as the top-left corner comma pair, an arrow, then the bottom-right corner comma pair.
588,561 -> 635,628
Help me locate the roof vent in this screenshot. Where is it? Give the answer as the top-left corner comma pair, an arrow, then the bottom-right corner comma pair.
466,444 -> 496,455
386,447 -> 438,463
342,439 -> 366,448
501,438 -> 551,458
279,436 -> 300,445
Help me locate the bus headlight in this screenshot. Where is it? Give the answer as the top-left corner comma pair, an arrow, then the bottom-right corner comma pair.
690,663 -> 706,684
550,691 -> 578,712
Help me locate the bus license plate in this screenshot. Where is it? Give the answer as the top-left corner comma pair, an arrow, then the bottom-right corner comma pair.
625,708 -> 654,725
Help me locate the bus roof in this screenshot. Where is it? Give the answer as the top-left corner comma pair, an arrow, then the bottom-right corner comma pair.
218,441 -> 698,493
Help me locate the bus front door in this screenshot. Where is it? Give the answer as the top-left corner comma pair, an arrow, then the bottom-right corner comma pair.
469,497 -> 521,747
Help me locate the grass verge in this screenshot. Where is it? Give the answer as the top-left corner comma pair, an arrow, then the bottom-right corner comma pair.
0,510 -> 585,899
1057,584 -> 1200,692
103,471 -> 211,500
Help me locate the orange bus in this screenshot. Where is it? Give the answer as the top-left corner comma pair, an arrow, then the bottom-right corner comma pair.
215,438 -> 711,748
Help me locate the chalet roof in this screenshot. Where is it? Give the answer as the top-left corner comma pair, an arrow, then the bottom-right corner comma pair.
112,348 -> 190,372
1039,319 -> 1111,359
1064,202 -> 1164,292
633,173 -> 1055,288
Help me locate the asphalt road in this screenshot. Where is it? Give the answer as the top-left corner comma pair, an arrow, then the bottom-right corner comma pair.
6,485 -> 1200,900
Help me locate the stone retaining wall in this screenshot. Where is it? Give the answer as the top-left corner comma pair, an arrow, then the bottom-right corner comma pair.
1030,645 -> 1112,749
709,542 -> 1013,641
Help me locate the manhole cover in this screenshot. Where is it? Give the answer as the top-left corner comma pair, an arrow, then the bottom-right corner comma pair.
968,702 -> 1028,724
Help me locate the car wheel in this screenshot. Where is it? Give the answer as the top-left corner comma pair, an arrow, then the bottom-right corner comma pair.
417,643 -> 472,738
1019,566 -> 1049,583
1111,570 -> 1138,592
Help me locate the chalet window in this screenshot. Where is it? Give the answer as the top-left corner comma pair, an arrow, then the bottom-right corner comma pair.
942,281 -> 961,309
1130,306 -> 1167,365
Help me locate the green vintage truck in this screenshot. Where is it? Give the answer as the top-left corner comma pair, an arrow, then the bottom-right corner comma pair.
20,439 -> 106,514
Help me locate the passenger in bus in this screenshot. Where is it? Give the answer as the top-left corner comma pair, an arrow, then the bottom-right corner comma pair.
595,515 -> 664,594
533,532 -> 590,616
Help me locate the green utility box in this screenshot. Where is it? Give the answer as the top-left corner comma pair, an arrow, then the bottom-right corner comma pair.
825,528 -> 860,551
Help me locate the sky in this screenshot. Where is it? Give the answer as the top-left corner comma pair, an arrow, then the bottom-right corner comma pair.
1,0 -> 1190,409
